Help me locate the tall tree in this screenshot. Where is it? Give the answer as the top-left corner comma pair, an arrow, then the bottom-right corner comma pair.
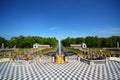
75,37 -> 85,44
61,36 -> 120,48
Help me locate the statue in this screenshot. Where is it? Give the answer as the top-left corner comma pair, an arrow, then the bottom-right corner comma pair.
55,53 -> 65,64
85,49 -> 106,60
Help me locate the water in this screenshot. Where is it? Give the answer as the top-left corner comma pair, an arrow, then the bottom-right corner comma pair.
58,40 -> 61,54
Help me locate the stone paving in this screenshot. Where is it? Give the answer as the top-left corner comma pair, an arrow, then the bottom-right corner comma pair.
0,55 -> 120,80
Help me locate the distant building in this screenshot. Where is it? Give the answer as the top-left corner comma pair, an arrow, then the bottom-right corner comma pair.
70,43 -> 87,49
33,43 -> 50,49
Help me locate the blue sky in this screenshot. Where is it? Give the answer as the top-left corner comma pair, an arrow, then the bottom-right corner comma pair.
0,0 -> 120,40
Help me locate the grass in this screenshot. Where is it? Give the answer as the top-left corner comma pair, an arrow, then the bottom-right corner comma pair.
37,46 -> 57,56
63,47 -> 83,55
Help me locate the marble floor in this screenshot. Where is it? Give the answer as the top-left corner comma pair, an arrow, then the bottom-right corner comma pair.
0,55 -> 120,80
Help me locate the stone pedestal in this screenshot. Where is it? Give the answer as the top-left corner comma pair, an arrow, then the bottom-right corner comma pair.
52,57 -> 55,63
65,57 -> 68,62
90,61 -> 94,65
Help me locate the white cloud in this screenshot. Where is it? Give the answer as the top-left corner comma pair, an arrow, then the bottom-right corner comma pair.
49,27 -> 57,31
99,27 -> 120,37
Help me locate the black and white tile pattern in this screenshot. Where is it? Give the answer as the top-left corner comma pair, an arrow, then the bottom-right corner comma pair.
0,56 -> 120,80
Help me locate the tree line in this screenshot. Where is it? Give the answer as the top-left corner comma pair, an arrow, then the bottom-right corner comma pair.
0,36 -> 58,48
61,36 -> 120,48
1,36 -> 120,48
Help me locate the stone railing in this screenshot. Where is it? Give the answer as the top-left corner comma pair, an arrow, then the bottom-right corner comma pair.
80,58 -> 106,65
109,57 -> 120,62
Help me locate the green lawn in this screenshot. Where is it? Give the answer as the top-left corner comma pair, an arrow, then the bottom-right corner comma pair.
63,47 -> 83,55
37,46 -> 57,55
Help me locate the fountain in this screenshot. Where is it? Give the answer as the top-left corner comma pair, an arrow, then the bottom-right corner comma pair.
55,40 -> 65,64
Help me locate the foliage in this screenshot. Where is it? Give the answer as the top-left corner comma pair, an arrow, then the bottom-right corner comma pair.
0,36 -> 58,48
0,37 -> 7,48
61,36 -> 120,48
1,35 -> 120,48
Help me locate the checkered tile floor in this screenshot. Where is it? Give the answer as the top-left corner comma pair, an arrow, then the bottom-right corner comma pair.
0,55 -> 120,80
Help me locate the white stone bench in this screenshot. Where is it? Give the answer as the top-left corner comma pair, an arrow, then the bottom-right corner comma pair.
109,57 -> 120,62
0,58 -> 10,62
